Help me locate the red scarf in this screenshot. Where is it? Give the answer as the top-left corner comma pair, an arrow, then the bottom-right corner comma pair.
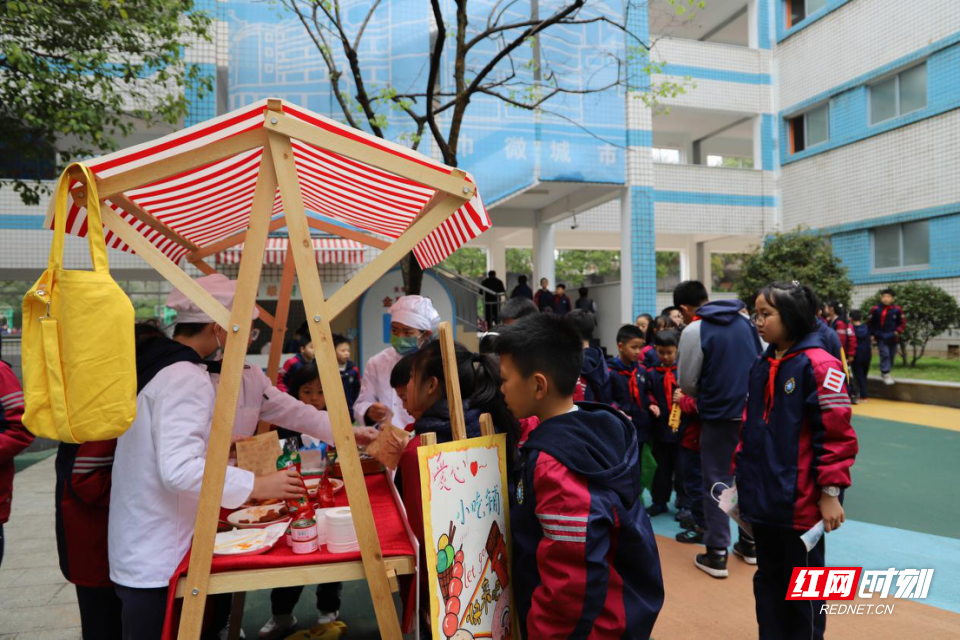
655,365 -> 677,413
764,352 -> 799,422
880,306 -> 889,328
616,364 -> 644,408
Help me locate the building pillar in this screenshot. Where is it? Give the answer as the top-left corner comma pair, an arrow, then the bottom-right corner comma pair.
533,218 -> 555,289
748,0 -> 759,49
487,233 -> 508,279
624,0 -> 656,319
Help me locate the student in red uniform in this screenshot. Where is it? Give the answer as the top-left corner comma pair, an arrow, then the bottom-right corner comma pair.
735,282 -> 858,640
497,313 -> 664,638
1,359 -> 33,569
277,335 -> 316,393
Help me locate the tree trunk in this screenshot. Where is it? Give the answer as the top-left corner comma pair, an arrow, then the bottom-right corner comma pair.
402,252 -> 424,295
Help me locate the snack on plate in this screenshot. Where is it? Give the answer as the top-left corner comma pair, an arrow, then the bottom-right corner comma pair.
364,425 -> 411,471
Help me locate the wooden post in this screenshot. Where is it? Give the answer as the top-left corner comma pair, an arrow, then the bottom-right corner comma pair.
227,593 -> 246,640
479,413 -> 495,437
267,249 -> 297,385
438,322 -> 467,441
267,127 -> 403,639
420,432 -> 437,447
177,146 -> 278,639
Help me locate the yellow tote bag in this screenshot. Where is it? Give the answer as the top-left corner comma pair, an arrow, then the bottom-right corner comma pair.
21,163 -> 137,443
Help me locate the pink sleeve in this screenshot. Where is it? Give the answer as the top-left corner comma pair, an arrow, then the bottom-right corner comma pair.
677,395 -> 697,415
0,364 -> 31,466
527,453 -> 592,637
809,359 -> 859,488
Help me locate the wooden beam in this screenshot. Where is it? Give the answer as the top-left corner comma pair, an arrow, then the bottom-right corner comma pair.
186,216 -> 288,262
439,322 -> 467,441
267,250 -> 296,379
420,432 -> 437,447
109,194 -> 199,252
268,130 -> 403,640
189,259 -> 276,329
174,556 -> 416,597
95,128 -> 267,200
227,593 -> 246,640
100,208 -> 232,329
480,413 -> 495,437
178,146 -> 278,640
306,216 -> 390,250
264,112 -> 475,198
324,192 -> 467,321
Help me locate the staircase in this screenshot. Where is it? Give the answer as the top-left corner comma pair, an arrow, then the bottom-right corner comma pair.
431,266 -> 505,334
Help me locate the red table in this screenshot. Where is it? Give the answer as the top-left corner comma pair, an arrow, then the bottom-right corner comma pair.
162,473 -> 417,639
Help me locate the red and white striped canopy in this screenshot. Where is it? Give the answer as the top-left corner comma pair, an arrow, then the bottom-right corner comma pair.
49,99 -> 490,268
216,237 -> 365,266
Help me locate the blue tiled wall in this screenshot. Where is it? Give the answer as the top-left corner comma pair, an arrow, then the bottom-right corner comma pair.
186,62 -> 217,127
631,186 -> 657,315
758,0 -> 773,50
761,114 -> 777,170
831,209 -> 960,284
781,38 -> 960,164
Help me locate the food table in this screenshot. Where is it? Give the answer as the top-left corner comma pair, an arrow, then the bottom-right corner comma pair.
161,473 -> 418,639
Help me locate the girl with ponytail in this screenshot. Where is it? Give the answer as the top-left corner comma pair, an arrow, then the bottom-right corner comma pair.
733,281 -> 858,639
824,299 -> 858,363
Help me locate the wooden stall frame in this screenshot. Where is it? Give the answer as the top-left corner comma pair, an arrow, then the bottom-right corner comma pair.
61,97 -> 476,639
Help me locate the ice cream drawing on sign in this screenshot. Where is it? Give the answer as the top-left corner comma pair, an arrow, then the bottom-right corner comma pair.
419,434 -> 514,640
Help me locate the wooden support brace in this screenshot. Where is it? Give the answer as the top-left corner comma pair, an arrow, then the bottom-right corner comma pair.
439,322 -> 467,441
480,413 -> 495,437
324,192 -> 467,321
186,216 -> 289,262
99,208 -> 232,329
190,259 -> 276,329
108,193 -> 200,253
306,216 -> 390,250
177,145 -> 278,640
267,128 -> 403,639
263,111 -> 475,198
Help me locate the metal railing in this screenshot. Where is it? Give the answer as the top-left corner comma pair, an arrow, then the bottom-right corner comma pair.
431,266 -> 506,331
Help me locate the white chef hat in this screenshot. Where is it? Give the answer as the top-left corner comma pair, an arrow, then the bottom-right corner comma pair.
389,295 -> 441,334
165,273 -> 259,324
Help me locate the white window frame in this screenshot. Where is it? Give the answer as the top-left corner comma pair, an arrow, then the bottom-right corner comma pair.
869,62 -> 928,125
652,147 -> 682,164
871,220 -> 930,273
788,102 -> 829,152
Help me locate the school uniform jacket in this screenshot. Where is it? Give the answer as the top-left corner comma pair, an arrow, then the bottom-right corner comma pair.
649,365 -> 685,444
828,318 -> 858,360
512,403 -> 664,639
340,359 -> 362,415
853,324 -> 872,365
677,299 -> 762,422
0,361 -> 32,525
577,346 -> 613,405
734,333 -> 859,531
608,357 -> 655,443
868,304 -> 906,341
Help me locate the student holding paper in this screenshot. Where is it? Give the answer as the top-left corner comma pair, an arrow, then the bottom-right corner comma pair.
733,281 -> 859,640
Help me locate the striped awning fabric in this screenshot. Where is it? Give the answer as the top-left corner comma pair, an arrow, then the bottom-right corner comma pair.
48,99 -> 489,268
216,237 -> 365,266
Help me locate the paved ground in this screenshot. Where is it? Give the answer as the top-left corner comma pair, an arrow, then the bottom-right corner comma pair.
2,399 -> 958,638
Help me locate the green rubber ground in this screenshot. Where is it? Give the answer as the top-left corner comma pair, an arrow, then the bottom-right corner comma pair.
844,414 -> 960,540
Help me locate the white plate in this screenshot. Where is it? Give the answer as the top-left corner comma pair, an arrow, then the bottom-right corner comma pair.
227,505 -> 293,529
303,477 -> 344,497
214,522 -> 287,556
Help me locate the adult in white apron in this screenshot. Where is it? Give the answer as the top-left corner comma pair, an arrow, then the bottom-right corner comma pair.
353,295 -> 441,427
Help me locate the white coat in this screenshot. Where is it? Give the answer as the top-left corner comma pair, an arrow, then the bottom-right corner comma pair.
352,346 -> 413,427
109,361 -> 254,588
208,364 -> 334,443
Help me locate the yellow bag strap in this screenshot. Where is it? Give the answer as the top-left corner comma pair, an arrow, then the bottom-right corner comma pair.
49,163 -> 110,274
40,317 -> 77,443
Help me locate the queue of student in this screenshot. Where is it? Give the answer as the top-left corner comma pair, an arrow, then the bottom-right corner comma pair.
4,269 -> 908,639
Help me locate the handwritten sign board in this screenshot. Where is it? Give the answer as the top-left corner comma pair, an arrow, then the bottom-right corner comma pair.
418,434 -> 514,640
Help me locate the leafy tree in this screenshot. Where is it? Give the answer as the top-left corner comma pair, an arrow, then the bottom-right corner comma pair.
1,0 -> 213,205
439,247 -> 487,279
280,0 -> 701,293
656,251 -> 680,291
506,248 -> 533,277
860,283 -> 960,367
555,250 -> 620,286
736,229 -> 852,311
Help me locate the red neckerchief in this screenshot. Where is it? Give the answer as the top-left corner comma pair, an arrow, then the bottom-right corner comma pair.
692,315 -> 702,322
880,306 -> 889,328
764,352 -> 800,422
655,365 -> 677,412
615,362 -> 644,408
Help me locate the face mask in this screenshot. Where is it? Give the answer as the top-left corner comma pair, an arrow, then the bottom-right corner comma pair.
391,334 -> 420,356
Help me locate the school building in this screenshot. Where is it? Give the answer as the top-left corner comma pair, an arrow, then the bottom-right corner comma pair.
1,0 -> 959,356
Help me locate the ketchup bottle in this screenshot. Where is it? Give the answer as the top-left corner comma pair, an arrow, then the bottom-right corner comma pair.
318,471 -> 336,508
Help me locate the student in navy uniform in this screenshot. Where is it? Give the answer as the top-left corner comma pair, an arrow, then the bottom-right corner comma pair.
675,280 -> 762,577
496,313 -> 663,638
534,278 -> 556,312
815,306 -> 843,360
566,309 -> 612,404
868,288 -> 906,385
554,283 -> 573,316
648,330 -> 688,517
849,310 -> 872,401
735,281 -> 858,640
608,324 -> 656,452
333,334 -> 362,417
